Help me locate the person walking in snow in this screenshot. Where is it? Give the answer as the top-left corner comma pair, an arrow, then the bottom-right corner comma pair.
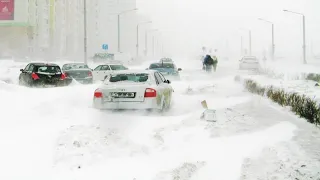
203,54 -> 214,73
212,55 -> 218,72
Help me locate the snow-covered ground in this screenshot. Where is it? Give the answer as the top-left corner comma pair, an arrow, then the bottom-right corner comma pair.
260,59 -> 320,80
0,58 -> 319,180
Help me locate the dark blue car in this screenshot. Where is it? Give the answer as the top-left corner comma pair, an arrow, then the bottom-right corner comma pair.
147,62 -> 182,80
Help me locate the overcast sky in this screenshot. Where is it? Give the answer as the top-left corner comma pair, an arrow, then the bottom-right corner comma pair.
135,0 -> 320,60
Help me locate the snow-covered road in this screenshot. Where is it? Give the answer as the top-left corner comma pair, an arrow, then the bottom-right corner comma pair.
0,59 -> 319,180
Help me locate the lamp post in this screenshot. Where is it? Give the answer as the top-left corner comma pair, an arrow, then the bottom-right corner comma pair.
239,28 -> 252,55
117,8 -> 137,53
145,29 -> 158,56
136,21 -> 152,57
258,18 -> 275,60
283,9 -> 306,64
83,0 -> 87,64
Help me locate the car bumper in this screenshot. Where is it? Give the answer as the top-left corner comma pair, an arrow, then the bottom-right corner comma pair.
32,79 -> 66,87
93,97 -> 160,110
74,78 -> 93,84
240,64 -> 260,70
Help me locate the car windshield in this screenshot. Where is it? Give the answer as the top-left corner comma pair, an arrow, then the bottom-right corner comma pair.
36,66 -> 61,73
63,64 -> 89,70
110,65 -> 128,70
150,63 -> 174,69
109,73 -> 149,83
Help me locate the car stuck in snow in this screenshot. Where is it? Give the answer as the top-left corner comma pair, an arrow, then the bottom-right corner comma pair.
146,62 -> 182,80
93,70 -> 173,111
61,63 -> 93,84
18,63 -> 67,87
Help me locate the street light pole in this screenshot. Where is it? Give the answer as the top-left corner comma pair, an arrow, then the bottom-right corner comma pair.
283,9 -> 307,64
239,28 -> 252,56
241,36 -> 243,56
145,29 -> 158,56
117,8 -> 137,53
136,21 -> 152,57
302,15 -> 306,64
258,18 -> 275,60
249,30 -> 252,55
83,0 -> 87,64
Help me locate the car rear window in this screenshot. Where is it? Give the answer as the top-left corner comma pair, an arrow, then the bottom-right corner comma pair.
110,65 -> 128,70
109,73 -> 149,82
36,66 -> 61,73
150,63 -> 174,69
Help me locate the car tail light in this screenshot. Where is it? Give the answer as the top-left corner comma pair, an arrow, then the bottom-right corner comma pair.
31,72 -> 39,80
144,88 -> 157,97
94,89 -> 103,98
88,71 -> 92,77
60,73 -> 66,80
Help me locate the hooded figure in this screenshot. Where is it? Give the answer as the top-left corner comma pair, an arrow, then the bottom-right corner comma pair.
203,55 -> 214,72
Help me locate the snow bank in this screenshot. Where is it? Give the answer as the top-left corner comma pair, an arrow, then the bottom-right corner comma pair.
259,60 -> 320,81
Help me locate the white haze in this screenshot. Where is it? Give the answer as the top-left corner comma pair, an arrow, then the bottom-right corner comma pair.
136,0 -> 320,60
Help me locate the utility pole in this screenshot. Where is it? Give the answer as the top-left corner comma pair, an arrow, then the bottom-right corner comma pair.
284,9 -> 307,64
258,18 -> 275,60
145,29 -> 158,56
249,30 -> 252,56
136,21 -> 152,57
83,0 -> 87,64
241,36 -> 243,56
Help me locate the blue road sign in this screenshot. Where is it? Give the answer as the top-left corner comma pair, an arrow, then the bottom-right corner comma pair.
102,44 -> 108,50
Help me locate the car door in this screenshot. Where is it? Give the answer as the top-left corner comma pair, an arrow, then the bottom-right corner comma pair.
20,64 -> 30,83
158,72 -> 173,104
25,64 -> 35,84
99,65 -> 111,80
154,72 -> 170,107
92,65 -> 102,81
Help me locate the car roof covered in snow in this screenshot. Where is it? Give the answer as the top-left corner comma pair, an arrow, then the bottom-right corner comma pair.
109,69 -> 157,75
30,62 -> 60,66
242,56 -> 257,59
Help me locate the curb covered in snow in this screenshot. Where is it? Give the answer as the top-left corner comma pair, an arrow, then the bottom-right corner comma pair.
235,75 -> 320,126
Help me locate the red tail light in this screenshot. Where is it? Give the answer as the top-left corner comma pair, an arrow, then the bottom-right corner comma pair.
94,89 -> 103,98
31,72 -> 39,80
60,73 -> 66,80
88,71 -> 92,77
144,88 -> 157,97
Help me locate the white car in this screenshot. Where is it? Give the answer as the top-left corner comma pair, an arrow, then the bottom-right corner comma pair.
239,56 -> 260,70
93,70 -> 173,111
92,63 -> 128,81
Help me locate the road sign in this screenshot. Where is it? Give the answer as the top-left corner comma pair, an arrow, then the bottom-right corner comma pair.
102,44 -> 108,50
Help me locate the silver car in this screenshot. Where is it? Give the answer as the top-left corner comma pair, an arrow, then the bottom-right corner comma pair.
239,56 -> 260,70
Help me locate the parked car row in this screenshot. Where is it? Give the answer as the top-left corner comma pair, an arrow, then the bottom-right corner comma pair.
18,61 -> 129,87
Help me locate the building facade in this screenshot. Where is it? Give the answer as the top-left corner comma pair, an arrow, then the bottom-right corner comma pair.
0,0 -> 29,57
25,0 -> 137,61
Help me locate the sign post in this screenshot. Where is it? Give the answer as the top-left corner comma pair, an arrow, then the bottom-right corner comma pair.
0,0 -> 14,20
102,44 -> 108,52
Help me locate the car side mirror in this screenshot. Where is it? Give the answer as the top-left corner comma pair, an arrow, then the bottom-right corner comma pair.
165,79 -> 171,84
178,68 -> 182,71
20,69 -> 24,72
